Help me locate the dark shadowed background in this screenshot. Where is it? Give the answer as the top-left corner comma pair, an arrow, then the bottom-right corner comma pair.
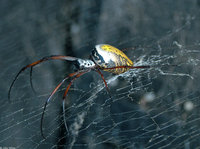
1,0 -> 200,149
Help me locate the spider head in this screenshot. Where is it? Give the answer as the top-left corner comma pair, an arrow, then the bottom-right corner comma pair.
75,59 -> 95,70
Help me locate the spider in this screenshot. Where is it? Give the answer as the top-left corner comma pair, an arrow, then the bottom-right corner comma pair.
8,44 -> 150,139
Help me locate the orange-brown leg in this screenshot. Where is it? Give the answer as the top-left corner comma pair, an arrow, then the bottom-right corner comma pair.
40,71 -> 81,139
95,69 -> 111,98
103,65 -> 177,71
8,55 -> 78,101
62,70 -> 89,135
103,65 -> 150,71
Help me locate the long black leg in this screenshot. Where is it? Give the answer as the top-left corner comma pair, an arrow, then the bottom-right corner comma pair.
30,67 -> 37,94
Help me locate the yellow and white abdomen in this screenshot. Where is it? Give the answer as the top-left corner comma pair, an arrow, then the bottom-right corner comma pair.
91,44 -> 133,74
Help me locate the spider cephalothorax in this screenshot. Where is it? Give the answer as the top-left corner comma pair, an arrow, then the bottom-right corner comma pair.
8,44 -> 150,139
75,59 -> 95,70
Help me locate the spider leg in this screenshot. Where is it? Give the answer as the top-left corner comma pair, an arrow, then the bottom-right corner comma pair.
30,67 -> 37,94
95,69 -> 112,99
63,71 -> 89,100
40,71 -> 80,139
8,55 -> 79,102
95,69 -> 116,128
62,70 -> 89,135
121,45 -> 139,52
103,65 -> 177,70
103,65 -> 150,71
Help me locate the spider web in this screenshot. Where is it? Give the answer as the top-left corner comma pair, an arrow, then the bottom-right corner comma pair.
1,0 -> 200,149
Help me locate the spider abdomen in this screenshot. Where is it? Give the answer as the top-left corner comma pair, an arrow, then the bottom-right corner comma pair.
91,44 -> 133,74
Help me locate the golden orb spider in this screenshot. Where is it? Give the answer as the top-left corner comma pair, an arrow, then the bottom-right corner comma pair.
8,44 -> 150,139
